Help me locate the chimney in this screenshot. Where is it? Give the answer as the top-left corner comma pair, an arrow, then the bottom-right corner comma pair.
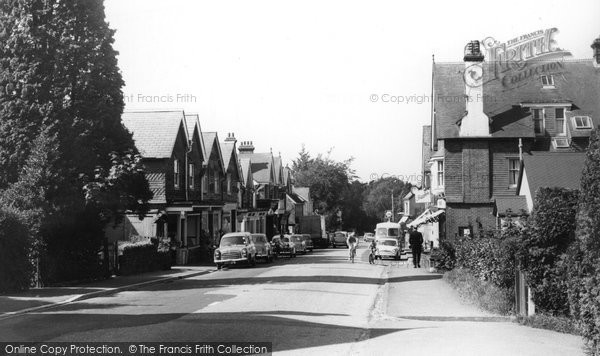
592,36 -> 600,68
459,40 -> 491,137
225,132 -> 237,143
238,140 -> 255,154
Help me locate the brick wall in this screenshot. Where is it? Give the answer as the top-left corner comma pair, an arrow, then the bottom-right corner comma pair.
445,140 -> 463,202
445,203 -> 496,238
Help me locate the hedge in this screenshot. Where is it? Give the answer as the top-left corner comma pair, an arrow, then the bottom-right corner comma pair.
117,237 -> 171,275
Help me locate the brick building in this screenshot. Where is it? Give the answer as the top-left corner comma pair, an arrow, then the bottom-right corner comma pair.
424,36 -> 600,239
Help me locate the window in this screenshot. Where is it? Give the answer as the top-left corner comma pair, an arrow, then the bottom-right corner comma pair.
552,137 -> 570,148
533,108 -> 544,135
437,160 -> 444,187
202,173 -> 207,196
508,158 -> 520,187
541,75 -> 554,87
556,108 -> 566,136
227,173 -> 231,195
573,116 -> 593,129
188,163 -> 194,189
173,159 -> 180,189
404,201 -> 409,214
214,175 -> 220,194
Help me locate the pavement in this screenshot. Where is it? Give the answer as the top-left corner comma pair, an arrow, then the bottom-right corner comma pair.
0,265 -> 215,318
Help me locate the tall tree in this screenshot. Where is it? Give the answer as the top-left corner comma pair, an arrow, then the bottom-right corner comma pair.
0,0 -> 151,284
363,177 -> 411,222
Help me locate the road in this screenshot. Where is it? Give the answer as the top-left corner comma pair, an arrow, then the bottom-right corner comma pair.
0,244 -> 585,355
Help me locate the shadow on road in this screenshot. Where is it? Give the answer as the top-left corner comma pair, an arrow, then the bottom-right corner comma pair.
1,309 -> 425,353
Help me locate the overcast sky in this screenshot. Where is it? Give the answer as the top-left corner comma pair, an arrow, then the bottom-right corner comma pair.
104,0 -> 600,182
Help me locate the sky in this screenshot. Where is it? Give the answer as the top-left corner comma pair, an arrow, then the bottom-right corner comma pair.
104,0 -> 600,182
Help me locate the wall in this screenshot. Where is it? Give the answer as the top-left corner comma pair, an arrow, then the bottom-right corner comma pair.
445,203 -> 496,238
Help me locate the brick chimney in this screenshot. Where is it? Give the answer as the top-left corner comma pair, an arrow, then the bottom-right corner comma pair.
592,36 -> 600,68
238,140 -> 255,154
459,40 -> 491,137
224,132 -> 237,143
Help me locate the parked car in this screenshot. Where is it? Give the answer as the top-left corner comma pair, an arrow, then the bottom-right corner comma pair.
250,233 -> 273,263
289,234 -> 307,254
272,236 -> 296,258
364,232 -> 375,243
214,232 -> 258,269
331,231 -> 348,248
301,234 -> 314,252
375,238 -> 401,260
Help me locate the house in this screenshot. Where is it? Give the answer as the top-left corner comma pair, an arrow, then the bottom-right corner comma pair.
238,141 -> 284,238
219,133 -> 243,233
201,131 -> 226,244
516,152 -> 586,212
426,36 -> 600,239
107,110 -> 205,264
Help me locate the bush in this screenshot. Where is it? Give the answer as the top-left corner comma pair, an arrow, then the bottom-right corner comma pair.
444,268 -> 513,315
0,208 -> 32,292
520,187 -> 579,316
117,236 -> 171,275
567,130 -> 600,353
430,239 -> 456,271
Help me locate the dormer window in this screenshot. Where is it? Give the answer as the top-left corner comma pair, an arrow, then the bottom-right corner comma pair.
573,116 -> 593,129
541,75 -> 555,88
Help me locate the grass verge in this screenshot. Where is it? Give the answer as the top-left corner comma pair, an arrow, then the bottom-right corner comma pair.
443,268 -> 513,315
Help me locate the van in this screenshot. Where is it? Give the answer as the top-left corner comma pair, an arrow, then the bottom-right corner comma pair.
375,222 -> 401,245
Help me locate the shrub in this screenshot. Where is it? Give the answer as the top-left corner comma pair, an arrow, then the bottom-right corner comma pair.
0,208 -> 32,292
567,130 -> 600,353
117,236 -> 171,275
444,268 -> 513,315
430,239 -> 456,271
520,187 -> 579,316
517,314 -> 581,336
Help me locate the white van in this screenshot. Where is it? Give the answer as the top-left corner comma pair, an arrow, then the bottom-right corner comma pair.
374,222 -> 401,244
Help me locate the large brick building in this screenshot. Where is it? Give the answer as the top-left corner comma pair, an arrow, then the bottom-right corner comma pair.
423,36 -> 600,239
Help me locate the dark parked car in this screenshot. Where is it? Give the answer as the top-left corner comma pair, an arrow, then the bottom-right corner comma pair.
301,234 -> 314,252
271,236 -> 296,258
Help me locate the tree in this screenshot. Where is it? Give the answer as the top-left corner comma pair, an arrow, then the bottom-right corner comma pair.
0,0 -> 152,284
363,177 -> 411,221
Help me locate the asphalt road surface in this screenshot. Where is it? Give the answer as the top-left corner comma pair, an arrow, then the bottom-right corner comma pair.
0,244 -> 585,355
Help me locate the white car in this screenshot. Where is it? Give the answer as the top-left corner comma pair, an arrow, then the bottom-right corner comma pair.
375,238 -> 401,260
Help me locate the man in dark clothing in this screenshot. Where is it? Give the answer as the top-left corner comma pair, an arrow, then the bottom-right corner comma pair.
409,228 -> 424,268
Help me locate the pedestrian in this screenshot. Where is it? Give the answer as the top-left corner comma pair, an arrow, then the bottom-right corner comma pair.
409,227 -> 424,268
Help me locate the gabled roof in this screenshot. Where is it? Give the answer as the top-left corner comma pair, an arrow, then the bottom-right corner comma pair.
293,187 -> 310,202
246,152 -> 275,184
433,59 -> 600,140
494,196 -> 528,216
202,132 -> 226,173
287,192 -> 306,205
122,110 -> 187,158
220,140 -> 243,180
273,156 -> 283,185
184,114 -> 207,163
517,151 -> 586,195
239,158 -> 253,188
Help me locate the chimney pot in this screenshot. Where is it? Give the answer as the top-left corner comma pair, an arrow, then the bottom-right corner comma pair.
464,40 -> 484,62
592,36 -> 600,67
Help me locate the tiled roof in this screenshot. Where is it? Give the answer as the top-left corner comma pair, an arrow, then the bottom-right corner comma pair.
520,151 -> 586,195
287,192 -> 305,204
422,126 -> 432,173
494,196 -> 528,216
273,156 -> 282,184
433,59 -> 600,140
184,114 -> 207,162
220,141 -> 235,169
239,158 -> 252,187
242,152 -> 273,184
122,111 -> 186,158
202,132 -> 225,173
293,187 -> 310,202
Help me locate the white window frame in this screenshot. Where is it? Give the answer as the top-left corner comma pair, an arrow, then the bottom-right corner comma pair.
552,137 -> 570,149
404,200 -> 410,214
541,75 -> 555,88
214,175 -> 220,194
556,108 -> 566,136
436,160 -> 444,187
533,108 -> 544,135
227,173 -> 231,195
573,116 -> 593,130
173,159 -> 180,189
508,158 -> 520,188
188,163 -> 195,189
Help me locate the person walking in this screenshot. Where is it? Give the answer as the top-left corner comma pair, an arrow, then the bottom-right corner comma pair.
409,227 -> 424,268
